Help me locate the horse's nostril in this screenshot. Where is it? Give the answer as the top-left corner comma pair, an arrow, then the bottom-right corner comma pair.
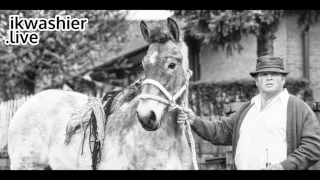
149,111 -> 156,122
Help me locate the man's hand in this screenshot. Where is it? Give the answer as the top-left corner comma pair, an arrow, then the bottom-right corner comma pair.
263,164 -> 284,170
177,107 -> 195,126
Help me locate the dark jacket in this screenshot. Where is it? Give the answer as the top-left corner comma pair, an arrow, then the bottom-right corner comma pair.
191,95 -> 320,170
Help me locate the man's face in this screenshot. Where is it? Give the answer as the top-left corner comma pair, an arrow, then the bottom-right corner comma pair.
255,72 -> 285,95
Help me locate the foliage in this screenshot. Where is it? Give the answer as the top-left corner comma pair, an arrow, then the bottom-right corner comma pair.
173,10 -> 284,56
188,78 -> 312,116
173,10 -> 320,57
0,10 -> 130,101
287,10 -> 320,29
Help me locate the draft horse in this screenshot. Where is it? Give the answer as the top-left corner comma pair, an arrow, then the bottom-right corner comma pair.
8,17 -> 197,170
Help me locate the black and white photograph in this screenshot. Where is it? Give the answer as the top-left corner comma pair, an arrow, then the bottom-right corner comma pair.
0,10 -> 320,170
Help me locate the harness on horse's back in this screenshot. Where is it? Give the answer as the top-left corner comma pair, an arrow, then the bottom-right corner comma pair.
65,81 -> 142,170
89,90 -> 122,170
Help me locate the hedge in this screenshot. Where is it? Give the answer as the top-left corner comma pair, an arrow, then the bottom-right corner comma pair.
188,78 -> 313,117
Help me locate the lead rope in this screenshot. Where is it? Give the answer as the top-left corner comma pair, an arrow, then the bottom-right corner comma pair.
141,69 -> 198,170
169,94 -> 198,170
182,74 -> 199,170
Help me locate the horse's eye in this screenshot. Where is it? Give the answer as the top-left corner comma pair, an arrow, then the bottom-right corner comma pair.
168,63 -> 176,69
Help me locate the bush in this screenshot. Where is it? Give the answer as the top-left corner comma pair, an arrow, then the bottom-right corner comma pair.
188,78 -> 312,116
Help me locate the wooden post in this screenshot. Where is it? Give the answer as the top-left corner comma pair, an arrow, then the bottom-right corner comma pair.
0,151 -> 10,170
225,146 -> 233,170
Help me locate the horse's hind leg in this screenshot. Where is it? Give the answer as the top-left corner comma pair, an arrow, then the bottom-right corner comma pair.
10,154 -> 49,170
9,142 -> 50,170
44,165 -> 52,170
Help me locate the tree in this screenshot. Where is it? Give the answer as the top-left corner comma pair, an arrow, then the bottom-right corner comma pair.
173,10 -> 283,57
0,10 -> 130,101
173,10 -> 320,57
288,10 -> 320,30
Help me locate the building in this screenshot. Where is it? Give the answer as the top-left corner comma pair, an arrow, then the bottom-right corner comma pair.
84,15 -> 320,170
87,13 -> 320,102
197,13 -> 320,101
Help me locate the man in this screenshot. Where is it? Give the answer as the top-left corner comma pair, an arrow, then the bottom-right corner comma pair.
178,55 -> 320,170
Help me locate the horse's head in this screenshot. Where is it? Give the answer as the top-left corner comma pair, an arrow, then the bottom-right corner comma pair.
136,18 -> 191,131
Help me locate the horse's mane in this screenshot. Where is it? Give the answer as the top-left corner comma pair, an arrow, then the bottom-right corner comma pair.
100,77 -> 143,108
147,21 -> 184,44
120,78 -> 143,103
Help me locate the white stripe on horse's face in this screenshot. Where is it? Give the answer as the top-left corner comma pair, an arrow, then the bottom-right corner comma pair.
149,51 -> 158,65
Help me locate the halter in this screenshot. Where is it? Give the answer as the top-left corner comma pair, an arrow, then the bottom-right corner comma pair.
140,69 -> 199,170
140,69 -> 192,111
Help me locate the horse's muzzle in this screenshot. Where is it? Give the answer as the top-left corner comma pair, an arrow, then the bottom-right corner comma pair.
136,111 -> 160,131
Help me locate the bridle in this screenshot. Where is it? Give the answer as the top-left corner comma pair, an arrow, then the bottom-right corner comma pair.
139,68 -> 199,170
140,69 -> 192,110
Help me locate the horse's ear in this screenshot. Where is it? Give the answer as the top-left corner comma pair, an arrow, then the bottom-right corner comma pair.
167,17 -> 180,43
140,21 -> 151,44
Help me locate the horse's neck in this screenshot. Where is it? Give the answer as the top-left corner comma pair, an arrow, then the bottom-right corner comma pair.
104,93 -> 192,169
162,111 -> 183,138
162,109 -> 193,167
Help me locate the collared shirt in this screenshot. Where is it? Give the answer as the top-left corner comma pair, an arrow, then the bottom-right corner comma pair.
235,88 -> 290,170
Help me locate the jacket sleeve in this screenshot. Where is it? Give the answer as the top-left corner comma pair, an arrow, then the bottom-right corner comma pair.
280,104 -> 320,170
190,112 -> 237,146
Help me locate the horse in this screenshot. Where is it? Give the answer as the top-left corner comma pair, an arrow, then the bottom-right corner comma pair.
8,17 -> 197,170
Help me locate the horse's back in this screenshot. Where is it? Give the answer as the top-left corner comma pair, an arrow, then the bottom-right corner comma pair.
8,89 -> 88,169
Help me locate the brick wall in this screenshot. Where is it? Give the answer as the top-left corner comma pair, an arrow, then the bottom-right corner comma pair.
273,16 -> 288,70
309,24 -> 320,101
199,14 -> 320,101
276,13 -> 320,101
199,17 -> 289,83
285,14 -> 304,79
199,34 -> 257,83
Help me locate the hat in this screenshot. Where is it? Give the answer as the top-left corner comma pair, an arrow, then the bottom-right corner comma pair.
250,55 -> 290,77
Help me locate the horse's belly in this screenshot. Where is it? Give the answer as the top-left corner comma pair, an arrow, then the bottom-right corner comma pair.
48,106 -> 93,169
49,132 -> 92,170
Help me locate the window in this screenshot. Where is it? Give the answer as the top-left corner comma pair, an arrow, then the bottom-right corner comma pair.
185,35 -> 201,81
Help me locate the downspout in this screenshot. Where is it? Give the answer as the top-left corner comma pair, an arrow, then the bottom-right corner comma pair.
303,25 -> 310,84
